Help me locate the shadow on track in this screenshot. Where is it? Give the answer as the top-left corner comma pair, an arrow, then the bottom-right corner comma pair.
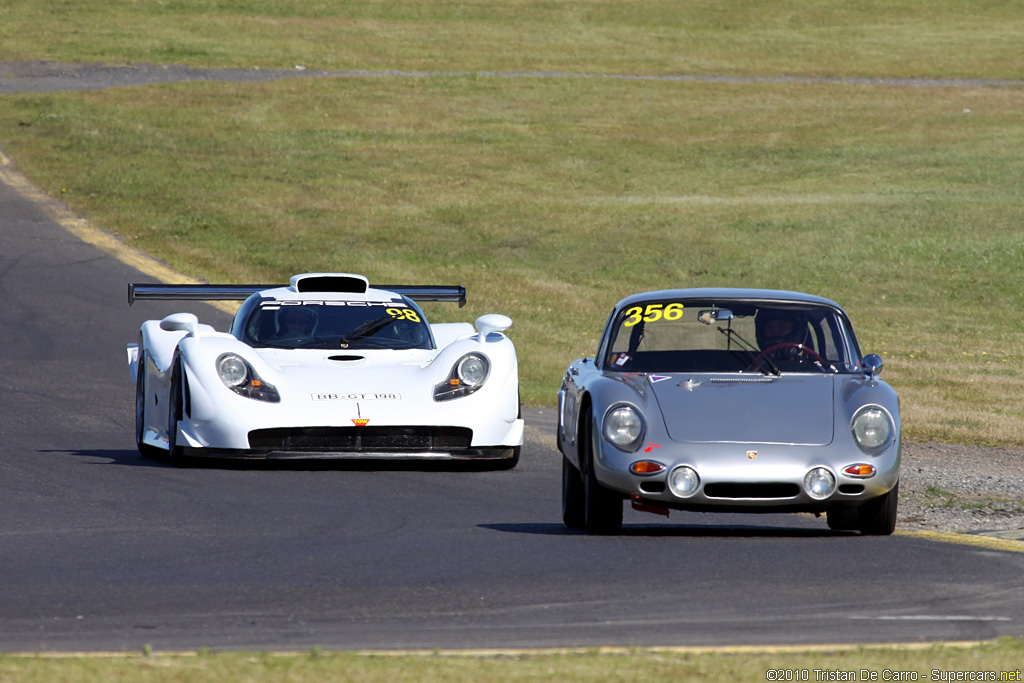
52,448 -> 517,473
478,522 -> 849,538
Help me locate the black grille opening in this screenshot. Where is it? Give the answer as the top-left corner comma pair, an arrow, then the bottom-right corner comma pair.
248,426 -> 473,452
838,484 -> 865,494
703,483 -> 801,499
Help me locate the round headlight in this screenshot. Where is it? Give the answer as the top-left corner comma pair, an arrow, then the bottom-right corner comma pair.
851,406 -> 893,455
457,354 -> 489,386
668,466 -> 700,498
217,354 -> 249,387
804,467 -> 836,500
602,404 -> 644,451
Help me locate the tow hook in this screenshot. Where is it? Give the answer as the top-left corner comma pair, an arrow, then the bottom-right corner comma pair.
631,493 -> 670,517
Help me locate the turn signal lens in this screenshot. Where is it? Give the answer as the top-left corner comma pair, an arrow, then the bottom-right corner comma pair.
843,463 -> 876,477
630,461 -> 666,475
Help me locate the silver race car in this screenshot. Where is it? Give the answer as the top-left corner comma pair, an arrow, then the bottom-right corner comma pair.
558,289 -> 900,535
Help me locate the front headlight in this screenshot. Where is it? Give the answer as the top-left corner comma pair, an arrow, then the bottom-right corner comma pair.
216,353 -> 280,403
457,354 -> 489,386
217,354 -> 248,387
602,403 -> 645,451
434,353 -> 490,401
851,406 -> 894,455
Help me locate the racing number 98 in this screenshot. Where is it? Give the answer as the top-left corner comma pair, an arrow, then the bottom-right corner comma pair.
386,307 -> 421,323
623,303 -> 684,327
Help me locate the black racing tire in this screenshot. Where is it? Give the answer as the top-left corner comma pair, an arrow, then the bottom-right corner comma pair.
492,446 -> 521,470
857,481 -> 899,536
561,455 -> 585,529
581,412 -> 623,535
826,506 -> 858,532
134,348 -> 162,460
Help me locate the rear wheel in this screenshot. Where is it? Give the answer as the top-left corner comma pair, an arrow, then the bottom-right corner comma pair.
581,412 -> 623,535
857,482 -> 899,536
561,456 -> 585,529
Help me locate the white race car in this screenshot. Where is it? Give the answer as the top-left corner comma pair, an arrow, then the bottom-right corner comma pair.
127,273 -> 523,467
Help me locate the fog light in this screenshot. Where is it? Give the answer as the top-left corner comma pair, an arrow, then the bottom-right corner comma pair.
668,466 -> 700,498
804,467 -> 836,500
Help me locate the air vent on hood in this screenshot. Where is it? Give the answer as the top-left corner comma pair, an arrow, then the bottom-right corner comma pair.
328,355 -> 365,362
293,275 -> 369,294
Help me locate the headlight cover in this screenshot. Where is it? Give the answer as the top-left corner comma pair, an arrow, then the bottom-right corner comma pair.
216,353 -> 280,403
602,403 -> 645,452
434,353 -> 490,401
851,405 -> 894,455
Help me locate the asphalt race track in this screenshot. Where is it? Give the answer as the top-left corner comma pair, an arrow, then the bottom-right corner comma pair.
1,161 -> 1023,653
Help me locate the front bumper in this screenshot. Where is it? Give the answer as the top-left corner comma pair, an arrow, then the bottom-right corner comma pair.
595,439 -> 901,513
182,424 -> 520,460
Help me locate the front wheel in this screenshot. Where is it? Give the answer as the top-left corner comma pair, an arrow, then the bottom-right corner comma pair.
857,482 -> 899,535
166,359 -> 193,467
134,349 -> 161,459
562,456 -> 585,529
581,413 -> 623,535
492,446 -> 521,470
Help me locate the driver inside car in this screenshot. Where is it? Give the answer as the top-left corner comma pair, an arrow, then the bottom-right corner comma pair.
277,307 -> 316,339
754,309 -> 815,368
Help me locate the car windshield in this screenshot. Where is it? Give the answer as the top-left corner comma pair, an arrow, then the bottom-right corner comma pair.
603,299 -> 860,375
244,301 -> 432,350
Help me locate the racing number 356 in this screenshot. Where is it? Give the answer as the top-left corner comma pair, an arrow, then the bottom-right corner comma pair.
623,303 -> 684,327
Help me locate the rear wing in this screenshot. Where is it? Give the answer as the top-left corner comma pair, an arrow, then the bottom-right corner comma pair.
129,283 -> 467,308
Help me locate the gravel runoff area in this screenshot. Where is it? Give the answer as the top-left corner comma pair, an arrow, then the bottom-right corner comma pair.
900,442 -> 1024,538
2,60 -> 1022,540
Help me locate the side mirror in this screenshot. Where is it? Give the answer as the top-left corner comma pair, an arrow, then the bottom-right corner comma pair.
160,312 -> 200,337
862,353 -> 884,379
475,314 -> 512,342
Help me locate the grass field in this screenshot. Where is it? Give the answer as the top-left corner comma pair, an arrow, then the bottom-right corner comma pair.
1,639 -> 1022,682
3,72 -> 1023,443
3,2 -> 1024,445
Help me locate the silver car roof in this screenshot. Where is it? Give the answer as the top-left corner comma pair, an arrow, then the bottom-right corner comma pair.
613,288 -> 845,312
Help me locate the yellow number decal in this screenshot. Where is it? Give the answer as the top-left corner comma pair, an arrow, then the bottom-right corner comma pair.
624,303 -> 684,327
642,303 -> 664,323
386,307 -> 421,323
664,302 -> 685,320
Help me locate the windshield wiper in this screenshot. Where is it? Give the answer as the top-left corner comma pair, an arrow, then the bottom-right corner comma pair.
716,326 -> 780,376
338,315 -> 397,346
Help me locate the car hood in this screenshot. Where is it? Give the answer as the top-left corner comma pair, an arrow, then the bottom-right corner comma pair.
649,374 -> 835,445
252,348 -> 439,393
